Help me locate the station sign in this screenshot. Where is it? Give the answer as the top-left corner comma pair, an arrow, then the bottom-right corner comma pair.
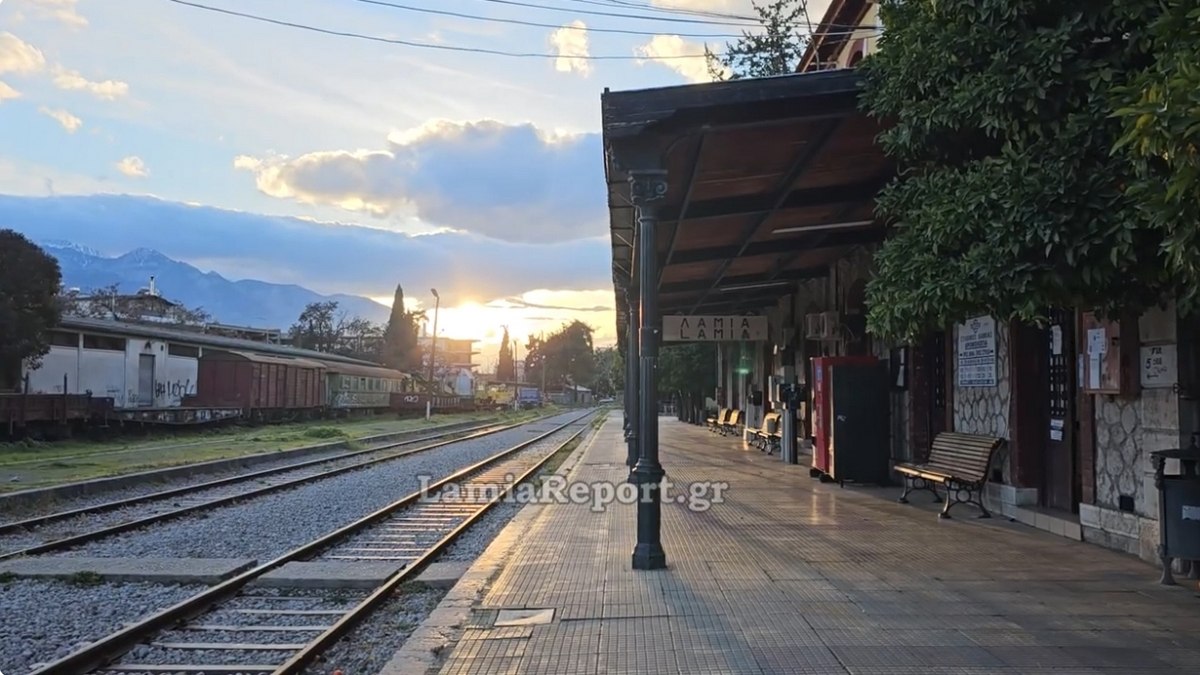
662,315 -> 768,342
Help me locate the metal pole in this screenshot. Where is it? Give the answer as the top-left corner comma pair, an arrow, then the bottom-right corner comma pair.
427,291 -> 440,390
629,169 -> 668,571
625,289 -> 640,467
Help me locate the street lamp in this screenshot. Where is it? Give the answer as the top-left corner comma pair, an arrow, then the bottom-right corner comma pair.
428,288 -> 440,391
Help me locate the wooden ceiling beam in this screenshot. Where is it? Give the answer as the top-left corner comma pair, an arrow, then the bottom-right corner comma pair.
658,178 -> 881,223
665,227 -> 880,267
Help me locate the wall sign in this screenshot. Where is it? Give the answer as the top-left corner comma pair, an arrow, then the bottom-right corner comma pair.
662,315 -> 768,342
1140,344 -> 1177,388
956,316 -> 997,387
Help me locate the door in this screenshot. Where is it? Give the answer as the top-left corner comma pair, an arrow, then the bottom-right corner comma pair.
910,331 -> 948,462
829,362 -> 890,484
137,354 -> 156,407
1044,309 -> 1077,511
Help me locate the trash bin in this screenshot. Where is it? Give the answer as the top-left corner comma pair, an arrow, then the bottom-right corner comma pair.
1151,446 -> 1200,585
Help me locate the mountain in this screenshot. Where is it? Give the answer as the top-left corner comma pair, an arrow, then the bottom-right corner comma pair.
39,242 -> 390,328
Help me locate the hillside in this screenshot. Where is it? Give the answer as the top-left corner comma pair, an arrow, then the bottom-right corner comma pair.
39,241 -> 390,328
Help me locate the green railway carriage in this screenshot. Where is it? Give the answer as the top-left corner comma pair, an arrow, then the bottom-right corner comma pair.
324,362 -> 412,411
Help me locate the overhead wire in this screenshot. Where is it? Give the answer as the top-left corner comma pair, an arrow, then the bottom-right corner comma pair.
165,0 -> 880,61
350,0 -> 750,38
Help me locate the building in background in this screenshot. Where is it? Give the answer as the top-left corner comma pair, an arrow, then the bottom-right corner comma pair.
418,334 -> 479,395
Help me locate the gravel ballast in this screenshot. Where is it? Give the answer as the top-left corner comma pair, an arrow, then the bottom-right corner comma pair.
1,411 -> 596,674
44,411 -> 591,561
0,424 -> 508,557
0,578 -> 204,675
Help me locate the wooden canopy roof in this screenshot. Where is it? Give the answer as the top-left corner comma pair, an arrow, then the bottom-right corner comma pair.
601,68 -> 892,341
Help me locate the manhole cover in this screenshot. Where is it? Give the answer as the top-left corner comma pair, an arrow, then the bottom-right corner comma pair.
494,608 -> 555,626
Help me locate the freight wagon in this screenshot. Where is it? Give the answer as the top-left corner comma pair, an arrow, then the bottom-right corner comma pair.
192,349 -> 326,422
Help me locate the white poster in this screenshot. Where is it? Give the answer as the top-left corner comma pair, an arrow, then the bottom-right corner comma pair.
1087,328 -> 1108,356
1140,344 -> 1177,388
957,316 -> 997,387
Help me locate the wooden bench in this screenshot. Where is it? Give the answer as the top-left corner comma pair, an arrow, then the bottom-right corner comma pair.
751,412 -> 781,452
719,409 -> 744,437
895,432 -> 1005,519
706,408 -> 729,433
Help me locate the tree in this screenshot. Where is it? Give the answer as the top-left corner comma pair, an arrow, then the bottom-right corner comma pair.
858,0 -> 1170,342
705,0 -> 812,81
524,320 -> 596,390
496,326 -> 517,381
591,346 -> 623,398
0,230 -> 62,388
658,343 -> 717,425
336,316 -> 384,362
289,300 -> 340,352
382,284 -> 422,371
1113,1 -> 1200,313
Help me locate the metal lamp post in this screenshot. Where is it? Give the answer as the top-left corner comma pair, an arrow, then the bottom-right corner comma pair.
428,289 -> 440,391
629,169 -> 668,571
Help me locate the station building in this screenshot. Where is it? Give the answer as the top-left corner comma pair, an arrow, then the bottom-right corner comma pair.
604,0 -> 1193,565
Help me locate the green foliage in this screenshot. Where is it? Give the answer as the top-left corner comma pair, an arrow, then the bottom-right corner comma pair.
590,346 -> 622,398
289,300 -> 340,352
705,0 -> 812,80
657,343 -> 717,401
382,284 -> 423,371
858,0 -> 1170,341
0,230 -> 62,386
301,426 -> 346,439
524,320 -> 596,389
1113,1 -> 1200,312
67,571 -> 104,586
496,326 -> 517,381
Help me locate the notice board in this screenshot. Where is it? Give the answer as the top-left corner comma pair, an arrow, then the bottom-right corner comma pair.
957,316 -> 997,387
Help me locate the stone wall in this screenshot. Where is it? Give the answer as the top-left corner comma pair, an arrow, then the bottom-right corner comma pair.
952,319 -> 1013,483
1082,305 -> 1180,562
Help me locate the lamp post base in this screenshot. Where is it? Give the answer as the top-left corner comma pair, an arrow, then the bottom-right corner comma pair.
632,542 -> 667,570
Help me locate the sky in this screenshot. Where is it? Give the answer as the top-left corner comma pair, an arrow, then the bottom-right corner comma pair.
0,0 -> 831,370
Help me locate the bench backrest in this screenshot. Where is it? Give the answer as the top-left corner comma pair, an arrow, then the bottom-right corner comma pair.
713,408 -> 728,422
761,412 -> 781,433
927,432 -> 1005,483
728,409 -> 744,426
720,408 -> 734,425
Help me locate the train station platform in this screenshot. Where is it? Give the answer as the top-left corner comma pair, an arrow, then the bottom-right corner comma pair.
389,415 -> 1200,675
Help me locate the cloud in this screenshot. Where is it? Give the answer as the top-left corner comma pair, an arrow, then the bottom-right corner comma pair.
500,296 -> 611,312
0,81 -> 19,101
636,35 -> 723,83
234,119 -> 606,243
115,156 -> 148,177
0,194 -> 612,308
0,32 -> 47,74
51,65 -> 129,99
19,0 -> 88,27
549,20 -> 591,76
39,106 -> 82,133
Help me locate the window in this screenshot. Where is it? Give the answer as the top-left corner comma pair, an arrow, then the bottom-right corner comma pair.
82,334 -> 125,351
168,344 -> 200,358
49,331 -> 79,348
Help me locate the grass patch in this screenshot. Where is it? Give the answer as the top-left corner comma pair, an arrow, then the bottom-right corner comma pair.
301,426 -> 347,440
66,571 -> 104,587
0,571 -> 16,584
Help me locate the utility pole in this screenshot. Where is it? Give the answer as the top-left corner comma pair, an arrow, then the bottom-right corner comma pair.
428,288 -> 440,392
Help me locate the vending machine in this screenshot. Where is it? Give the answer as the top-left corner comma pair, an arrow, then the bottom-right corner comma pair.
810,355 -> 889,484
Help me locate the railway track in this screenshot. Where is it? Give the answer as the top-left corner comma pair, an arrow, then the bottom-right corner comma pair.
28,408 -> 599,675
0,413 -> 562,560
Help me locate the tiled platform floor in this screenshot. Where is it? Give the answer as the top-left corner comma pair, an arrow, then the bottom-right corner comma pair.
435,416 -> 1200,674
